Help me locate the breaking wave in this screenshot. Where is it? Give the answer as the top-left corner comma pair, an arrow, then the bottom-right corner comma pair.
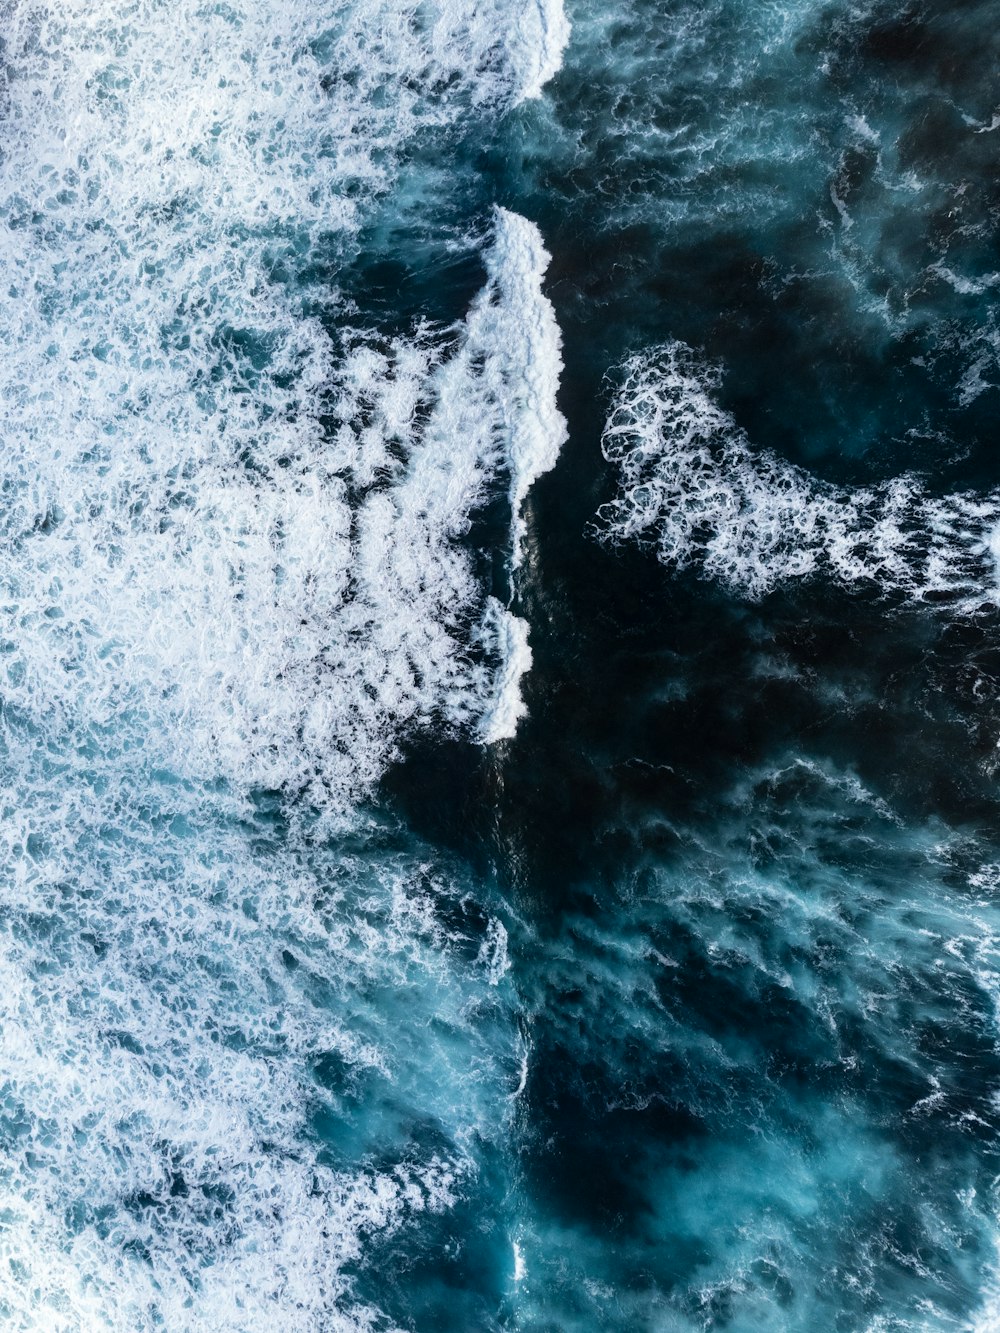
0,0 -> 568,818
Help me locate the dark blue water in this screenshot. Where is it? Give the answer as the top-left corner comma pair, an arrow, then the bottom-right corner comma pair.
490,4 -> 1000,1324
2,0 -> 1000,1328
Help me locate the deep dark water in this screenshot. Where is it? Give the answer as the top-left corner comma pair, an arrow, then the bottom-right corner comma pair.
387,0 -> 1000,1327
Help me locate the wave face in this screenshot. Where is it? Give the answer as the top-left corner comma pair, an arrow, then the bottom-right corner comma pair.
598,342 -> 1000,608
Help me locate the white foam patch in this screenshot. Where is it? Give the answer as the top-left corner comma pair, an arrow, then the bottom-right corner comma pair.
513,1239 -> 527,1282
478,913 -> 512,984
463,209 -> 566,746
597,342 -> 1000,611
482,209 -> 568,570
480,599 -> 533,743
0,0 -> 567,819
0,1 -> 545,267
0,0 -> 567,1323
505,0 -> 571,103
0,766 -> 518,1330
426,206 -> 565,744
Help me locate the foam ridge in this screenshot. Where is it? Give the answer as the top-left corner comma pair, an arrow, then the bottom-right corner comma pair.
468,208 -> 567,744
597,342 -> 1000,612
485,208 -> 568,571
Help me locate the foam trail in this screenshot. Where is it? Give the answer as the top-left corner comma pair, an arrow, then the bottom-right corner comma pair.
597,342 -> 1000,612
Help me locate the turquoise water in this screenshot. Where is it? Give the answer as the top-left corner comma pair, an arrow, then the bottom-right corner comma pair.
1,0 -> 1000,1328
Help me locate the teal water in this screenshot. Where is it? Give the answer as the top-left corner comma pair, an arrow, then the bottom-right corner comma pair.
1,0 -> 1000,1328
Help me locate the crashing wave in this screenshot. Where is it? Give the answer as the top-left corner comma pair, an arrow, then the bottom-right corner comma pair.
597,342 -> 1000,610
471,207 -> 568,571
505,0 -> 571,103
0,206 -> 563,819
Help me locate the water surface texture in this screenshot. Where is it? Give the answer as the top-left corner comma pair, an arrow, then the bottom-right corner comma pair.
1,0 -> 1000,1329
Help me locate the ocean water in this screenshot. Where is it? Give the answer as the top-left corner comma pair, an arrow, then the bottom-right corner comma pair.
2,0 -> 1000,1329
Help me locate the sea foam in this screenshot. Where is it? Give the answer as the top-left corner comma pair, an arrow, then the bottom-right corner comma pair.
480,599 -> 534,743
0,0 -> 568,819
0,763 -> 520,1331
0,0 -> 568,1324
466,208 -> 567,742
473,208 -> 568,571
597,342 -> 1000,612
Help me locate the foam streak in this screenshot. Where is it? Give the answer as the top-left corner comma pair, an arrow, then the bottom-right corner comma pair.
598,342 -> 1000,612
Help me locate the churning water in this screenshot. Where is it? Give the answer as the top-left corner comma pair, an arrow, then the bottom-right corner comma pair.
1,0 -> 1000,1329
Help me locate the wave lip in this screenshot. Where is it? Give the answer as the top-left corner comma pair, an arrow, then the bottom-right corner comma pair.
456,207 -> 566,744
507,0 -> 571,102
485,208 -> 569,570
597,341 -> 1000,612
480,598 -> 533,743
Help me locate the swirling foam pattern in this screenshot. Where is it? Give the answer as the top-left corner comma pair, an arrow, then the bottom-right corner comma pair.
599,342 -> 1000,610
0,0 -> 566,1327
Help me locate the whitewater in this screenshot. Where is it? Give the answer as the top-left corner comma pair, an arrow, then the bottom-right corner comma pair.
6,0 -> 1000,1328
597,341 -> 1000,612
0,0 -> 566,1327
